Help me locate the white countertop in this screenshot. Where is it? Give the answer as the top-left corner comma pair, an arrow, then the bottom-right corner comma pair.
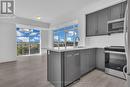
45,46 -> 105,52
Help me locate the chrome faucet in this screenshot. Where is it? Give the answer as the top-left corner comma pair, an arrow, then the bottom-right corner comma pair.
63,29 -> 80,49
74,36 -> 80,48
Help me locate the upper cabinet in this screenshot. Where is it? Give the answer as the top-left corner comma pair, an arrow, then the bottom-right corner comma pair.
121,1 -> 127,18
86,13 -> 98,36
86,1 -> 127,37
108,3 -> 122,20
86,9 -> 108,36
97,9 -> 108,35
108,2 -> 126,20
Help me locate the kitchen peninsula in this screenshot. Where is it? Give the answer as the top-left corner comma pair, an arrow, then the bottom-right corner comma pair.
47,47 -> 105,87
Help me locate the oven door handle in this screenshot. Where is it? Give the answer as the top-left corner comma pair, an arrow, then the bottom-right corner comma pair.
104,51 -> 126,55
123,65 -> 127,79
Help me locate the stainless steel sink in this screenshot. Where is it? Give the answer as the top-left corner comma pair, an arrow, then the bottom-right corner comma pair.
77,46 -> 84,48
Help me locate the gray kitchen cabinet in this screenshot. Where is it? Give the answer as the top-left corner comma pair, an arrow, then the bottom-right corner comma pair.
86,12 -> 98,36
64,51 -> 80,86
47,51 -> 62,87
96,48 -> 105,71
108,3 -> 122,20
86,9 -> 108,36
47,48 -> 105,87
80,50 -> 90,75
97,9 -> 108,35
80,49 -> 96,76
47,50 -> 80,87
108,1 -> 127,20
86,1 -> 126,37
89,49 -> 96,71
121,1 -> 127,18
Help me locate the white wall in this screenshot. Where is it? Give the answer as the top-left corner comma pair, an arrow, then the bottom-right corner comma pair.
41,30 -> 49,49
41,30 -> 53,48
41,30 -> 53,54
0,21 -> 16,63
48,30 -> 53,48
50,0 -> 126,47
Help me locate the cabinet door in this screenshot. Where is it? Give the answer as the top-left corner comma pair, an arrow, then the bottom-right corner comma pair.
47,51 -> 62,87
108,3 -> 122,20
89,49 -> 96,71
64,51 -> 80,86
80,50 -> 89,75
96,48 -> 105,71
86,12 -> 98,36
121,1 -> 127,18
97,9 -> 108,35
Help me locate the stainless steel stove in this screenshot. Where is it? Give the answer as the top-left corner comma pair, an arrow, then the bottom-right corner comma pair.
104,46 -> 127,79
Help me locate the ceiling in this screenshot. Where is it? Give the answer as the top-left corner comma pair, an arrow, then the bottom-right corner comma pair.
15,0 -> 97,23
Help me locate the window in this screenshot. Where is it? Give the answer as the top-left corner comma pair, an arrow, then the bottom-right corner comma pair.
16,28 -> 40,56
53,24 -> 79,47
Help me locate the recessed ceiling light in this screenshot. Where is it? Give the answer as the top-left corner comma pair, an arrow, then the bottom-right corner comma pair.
36,16 -> 41,20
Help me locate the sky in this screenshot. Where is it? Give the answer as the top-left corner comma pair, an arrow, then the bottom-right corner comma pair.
16,28 -> 40,43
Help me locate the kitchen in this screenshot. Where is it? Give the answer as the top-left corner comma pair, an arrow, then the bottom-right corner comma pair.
0,0 -> 129,87
47,0 -> 129,87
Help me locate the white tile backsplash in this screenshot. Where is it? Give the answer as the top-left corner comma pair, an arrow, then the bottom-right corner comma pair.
108,33 -> 125,46
85,33 -> 124,47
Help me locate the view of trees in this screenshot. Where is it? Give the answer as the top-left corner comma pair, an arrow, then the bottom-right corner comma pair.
16,28 -> 40,56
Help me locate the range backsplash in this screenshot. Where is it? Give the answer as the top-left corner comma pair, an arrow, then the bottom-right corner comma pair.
85,33 -> 125,47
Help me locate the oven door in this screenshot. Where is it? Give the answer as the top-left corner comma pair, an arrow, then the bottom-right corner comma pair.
105,51 -> 126,72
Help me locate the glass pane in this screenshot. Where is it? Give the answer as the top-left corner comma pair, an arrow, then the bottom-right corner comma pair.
29,29 -> 40,54
30,43 -> 40,54
16,28 -> 23,37
66,30 -> 75,46
17,37 -> 29,43
29,36 -> 40,43
53,30 -> 65,47
30,29 -> 40,37
17,43 -> 29,56
16,28 -> 40,56
53,32 -> 59,47
58,30 -> 65,47
16,28 -> 30,37
53,24 -> 79,47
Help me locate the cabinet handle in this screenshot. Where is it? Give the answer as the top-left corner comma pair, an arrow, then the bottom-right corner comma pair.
48,51 -> 50,55
74,53 -> 79,56
67,54 -> 73,57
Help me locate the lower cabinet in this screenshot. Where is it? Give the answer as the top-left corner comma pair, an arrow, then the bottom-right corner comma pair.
80,50 -> 89,75
89,49 -> 96,71
47,48 -> 105,87
80,49 -> 96,76
47,51 -> 62,87
96,48 -> 105,71
64,51 -> 80,86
